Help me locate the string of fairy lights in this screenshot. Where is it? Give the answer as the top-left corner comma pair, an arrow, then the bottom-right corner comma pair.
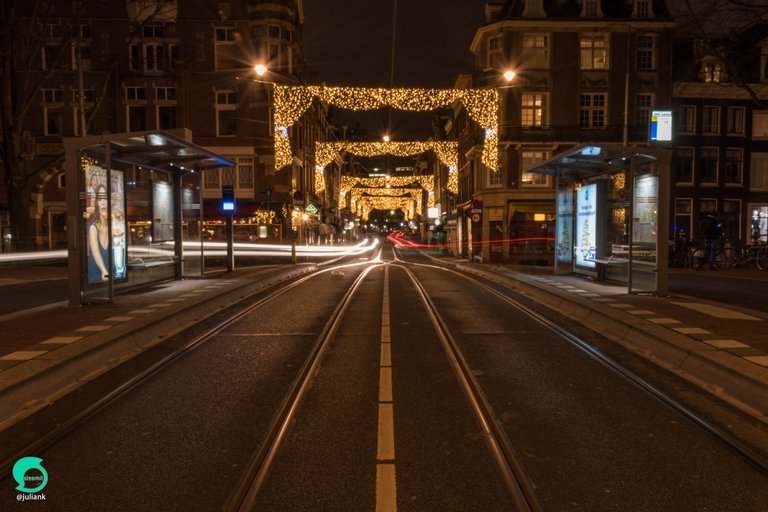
273,85 -> 499,172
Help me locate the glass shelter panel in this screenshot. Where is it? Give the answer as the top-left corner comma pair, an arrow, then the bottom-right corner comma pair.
630,169 -> 659,293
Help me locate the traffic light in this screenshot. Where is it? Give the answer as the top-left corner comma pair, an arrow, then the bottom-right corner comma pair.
221,185 -> 235,212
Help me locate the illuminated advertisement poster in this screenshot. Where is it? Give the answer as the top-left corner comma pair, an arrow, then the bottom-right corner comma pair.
85,165 -> 126,284
575,184 -> 597,269
556,191 -> 573,263
152,181 -> 174,242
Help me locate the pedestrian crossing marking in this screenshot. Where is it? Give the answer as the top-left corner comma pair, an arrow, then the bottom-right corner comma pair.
670,302 -> 761,320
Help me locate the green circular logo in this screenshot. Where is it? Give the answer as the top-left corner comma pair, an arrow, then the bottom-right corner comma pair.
13,457 -> 48,493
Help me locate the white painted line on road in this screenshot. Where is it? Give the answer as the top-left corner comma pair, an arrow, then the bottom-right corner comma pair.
377,403 -> 395,460
669,302 -> 761,320
380,344 -> 391,367
592,298 -> 615,302
704,339 -> 750,349
608,303 -> 634,309
40,336 -> 82,345
75,325 -> 111,332
0,350 -> 47,361
627,310 -> 655,316
376,266 -> 397,512
128,309 -> 155,314
104,316 -> 135,322
376,464 -> 397,512
379,368 -> 393,403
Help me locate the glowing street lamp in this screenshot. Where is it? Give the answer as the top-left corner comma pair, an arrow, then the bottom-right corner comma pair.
503,69 -> 516,82
254,64 -> 267,76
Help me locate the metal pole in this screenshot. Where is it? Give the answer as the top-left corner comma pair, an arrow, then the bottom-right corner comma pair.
77,42 -> 87,137
623,28 -> 631,147
173,172 -> 183,280
226,213 -> 234,272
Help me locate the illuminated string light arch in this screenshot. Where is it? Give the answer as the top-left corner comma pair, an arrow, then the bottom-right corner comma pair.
273,85 -> 498,172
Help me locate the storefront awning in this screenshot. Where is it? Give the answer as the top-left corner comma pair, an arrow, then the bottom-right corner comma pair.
525,143 -> 661,180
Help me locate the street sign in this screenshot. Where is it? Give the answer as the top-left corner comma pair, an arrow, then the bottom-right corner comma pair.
221,185 -> 235,212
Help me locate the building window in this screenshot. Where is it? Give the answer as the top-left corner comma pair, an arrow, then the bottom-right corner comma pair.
580,93 -> 606,128
522,34 -> 548,69
674,147 -> 694,183
238,158 -> 254,189
636,35 -> 655,70
43,88 -> 64,136
486,35 -> 503,70
723,199 -> 741,239
580,0 -> 602,17
726,107 -> 745,135
145,43 -> 165,72
215,26 -> 237,70
702,106 -> 720,134
127,105 -> 146,131
674,198 -> 692,236
580,33 -> 608,70
699,148 -> 718,184
157,106 -> 176,129
724,149 -> 743,185
216,90 -> 237,136
679,105 -> 696,134
635,94 -> 653,136
488,168 -> 503,187
143,24 -> 164,39
753,111 -> 768,139
751,152 -> 768,190
703,62 -> 722,83
521,93 -> 547,127
267,24 -> 281,39
204,169 -> 220,190
155,86 -> 176,102
125,86 -> 146,101
521,151 -> 549,187
634,0 -> 653,18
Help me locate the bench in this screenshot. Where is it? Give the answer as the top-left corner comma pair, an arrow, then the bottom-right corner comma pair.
127,255 -> 177,269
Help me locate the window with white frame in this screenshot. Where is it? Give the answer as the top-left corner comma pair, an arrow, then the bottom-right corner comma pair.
125,86 -> 146,101
679,105 -> 696,133
699,147 -> 718,184
580,93 -> 606,128
215,26 -> 237,70
204,168 -> 220,190
238,158 -> 254,189
216,90 -> 237,136
726,107 -> 745,135
635,94 -> 653,135
751,152 -> 768,190
636,34 -> 655,70
674,147 -> 694,183
486,35 -> 503,70
674,198 -> 692,235
145,43 -> 164,72
488,168 -> 503,187
268,42 -> 280,69
521,151 -> 549,187
753,111 -> 768,139
580,33 -> 608,70
268,24 -> 281,39
724,148 -> 743,185
700,199 -> 717,218
125,86 -> 147,132
155,86 -> 176,102
143,24 -> 164,38
702,106 -> 720,134
521,93 -> 547,127
522,34 -> 548,69
43,88 -> 64,136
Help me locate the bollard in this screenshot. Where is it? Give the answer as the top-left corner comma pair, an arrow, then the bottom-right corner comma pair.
291,240 -> 297,264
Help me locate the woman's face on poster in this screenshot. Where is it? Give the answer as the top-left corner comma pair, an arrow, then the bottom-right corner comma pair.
97,186 -> 108,217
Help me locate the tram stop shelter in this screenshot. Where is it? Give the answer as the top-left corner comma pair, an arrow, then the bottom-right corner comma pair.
526,143 -> 671,296
64,129 -> 234,305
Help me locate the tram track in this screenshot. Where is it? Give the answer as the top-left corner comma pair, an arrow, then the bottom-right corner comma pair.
399,252 -> 768,477
0,256 -> 377,486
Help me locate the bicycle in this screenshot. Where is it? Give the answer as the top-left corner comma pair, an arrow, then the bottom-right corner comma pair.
691,235 -> 736,270
668,230 -> 693,268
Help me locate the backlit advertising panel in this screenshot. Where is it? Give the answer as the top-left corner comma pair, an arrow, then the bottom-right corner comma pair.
85,165 -> 126,284
575,184 -> 597,269
556,191 -> 573,264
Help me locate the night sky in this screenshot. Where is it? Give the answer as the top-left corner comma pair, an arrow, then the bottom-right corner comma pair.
302,0 -> 486,140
